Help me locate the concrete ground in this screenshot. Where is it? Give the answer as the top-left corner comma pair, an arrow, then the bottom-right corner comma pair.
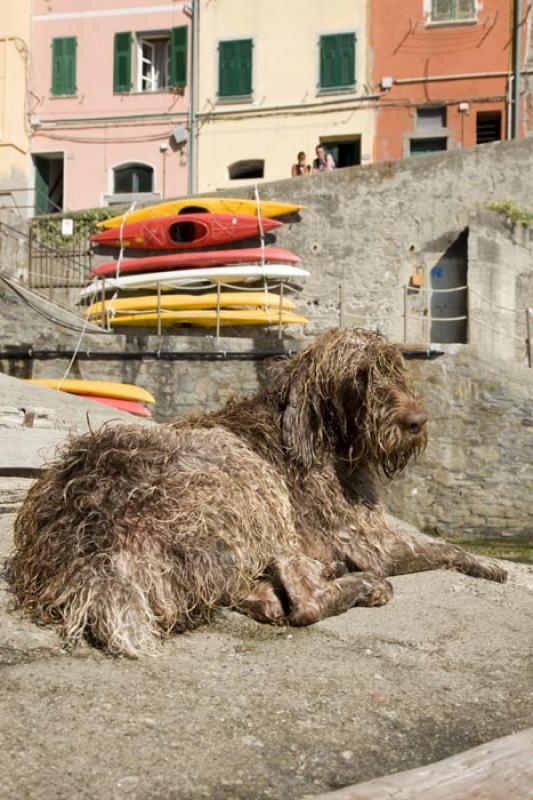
1,509 -> 532,800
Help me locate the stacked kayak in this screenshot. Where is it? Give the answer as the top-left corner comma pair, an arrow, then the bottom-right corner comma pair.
90,213 -> 282,250
89,247 -> 302,278
26,379 -> 155,418
85,195 -> 307,331
84,291 -> 306,329
96,197 -> 304,230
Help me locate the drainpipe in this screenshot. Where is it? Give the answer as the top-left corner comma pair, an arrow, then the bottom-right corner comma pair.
511,0 -> 521,138
187,0 -> 199,195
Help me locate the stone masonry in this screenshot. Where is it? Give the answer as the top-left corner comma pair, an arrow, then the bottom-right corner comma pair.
1,139 -> 532,539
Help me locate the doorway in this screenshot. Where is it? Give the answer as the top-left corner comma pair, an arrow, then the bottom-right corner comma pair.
33,154 -> 64,214
429,230 -> 468,343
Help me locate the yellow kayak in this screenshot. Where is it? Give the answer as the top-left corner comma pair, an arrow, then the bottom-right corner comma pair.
26,379 -> 156,404
85,291 -> 296,320
97,197 -> 304,229
105,309 -> 308,328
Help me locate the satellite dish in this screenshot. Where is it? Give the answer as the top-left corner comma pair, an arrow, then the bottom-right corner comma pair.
171,126 -> 188,146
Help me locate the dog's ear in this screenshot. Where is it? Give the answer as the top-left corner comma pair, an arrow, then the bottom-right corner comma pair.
281,368 -> 323,471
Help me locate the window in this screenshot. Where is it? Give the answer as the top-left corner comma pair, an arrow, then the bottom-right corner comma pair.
113,27 -> 187,93
319,33 -> 356,91
320,139 -> 361,168
228,160 -> 264,180
113,164 -> 154,194
430,0 -> 476,22
476,111 -> 502,144
218,39 -> 253,99
410,137 -> 448,157
51,37 -> 77,96
417,106 -> 447,129
138,33 -> 170,91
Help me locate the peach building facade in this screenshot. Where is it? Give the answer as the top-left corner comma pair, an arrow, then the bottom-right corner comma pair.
31,0 -> 190,213
370,0 -> 529,162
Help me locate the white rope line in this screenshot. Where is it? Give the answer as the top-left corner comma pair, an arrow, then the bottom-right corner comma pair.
58,281 -> 99,389
58,201 -> 139,381
468,287 -> 525,313
469,314 -> 527,342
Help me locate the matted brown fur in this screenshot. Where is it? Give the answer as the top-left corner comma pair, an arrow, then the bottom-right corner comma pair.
7,329 -> 506,657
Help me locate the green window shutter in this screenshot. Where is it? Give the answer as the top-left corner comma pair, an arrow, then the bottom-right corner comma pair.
52,37 -> 77,96
114,32 -> 131,92
218,39 -> 252,98
63,37 -> 77,95
320,33 -> 355,89
52,38 -> 64,95
170,26 -> 188,87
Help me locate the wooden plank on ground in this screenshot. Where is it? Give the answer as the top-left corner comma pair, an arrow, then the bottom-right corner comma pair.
303,728 -> 533,800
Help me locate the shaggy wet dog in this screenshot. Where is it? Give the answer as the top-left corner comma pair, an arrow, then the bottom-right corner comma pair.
8,328 -> 506,656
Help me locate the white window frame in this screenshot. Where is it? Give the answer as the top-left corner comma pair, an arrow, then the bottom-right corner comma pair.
135,31 -> 170,92
424,0 -> 478,26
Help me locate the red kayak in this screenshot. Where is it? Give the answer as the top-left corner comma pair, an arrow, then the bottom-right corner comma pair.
90,213 -> 282,250
89,247 -> 301,278
80,395 -> 152,418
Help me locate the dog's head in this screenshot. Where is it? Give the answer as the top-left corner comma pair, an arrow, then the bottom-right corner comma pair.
276,328 -> 428,477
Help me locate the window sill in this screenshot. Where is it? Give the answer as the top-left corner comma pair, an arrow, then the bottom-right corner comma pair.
113,89 -> 185,96
50,94 -> 78,99
103,191 -> 161,207
425,18 -> 477,27
316,86 -> 356,97
216,95 -> 253,105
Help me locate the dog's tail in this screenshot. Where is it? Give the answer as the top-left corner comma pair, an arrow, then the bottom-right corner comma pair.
34,553 -> 176,658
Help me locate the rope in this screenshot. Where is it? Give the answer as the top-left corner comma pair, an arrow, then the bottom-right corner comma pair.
469,314 -> 527,342
57,282 -> 100,389
468,287 -> 525,313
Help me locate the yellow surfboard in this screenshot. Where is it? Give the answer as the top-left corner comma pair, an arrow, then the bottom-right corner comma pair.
97,197 -> 304,230
106,309 -> 308,328
26,379 -> 156,404
85,291 -> 296,320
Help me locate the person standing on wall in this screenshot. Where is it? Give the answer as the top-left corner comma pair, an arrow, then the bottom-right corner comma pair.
291,151 -> 311,176
312,144 -> 336,173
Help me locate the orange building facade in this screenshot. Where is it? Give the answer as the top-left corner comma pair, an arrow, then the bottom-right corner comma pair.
370,0 -> 529,162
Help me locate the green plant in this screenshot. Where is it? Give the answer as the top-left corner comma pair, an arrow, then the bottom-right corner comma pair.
484,200 -> 533,226
32,207 -> 119,251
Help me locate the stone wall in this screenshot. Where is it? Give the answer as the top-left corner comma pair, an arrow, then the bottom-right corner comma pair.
381,349 -> 533,539
1,139 -> 533,538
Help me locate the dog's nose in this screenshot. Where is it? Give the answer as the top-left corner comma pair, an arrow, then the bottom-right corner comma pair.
400,410 -> 428,433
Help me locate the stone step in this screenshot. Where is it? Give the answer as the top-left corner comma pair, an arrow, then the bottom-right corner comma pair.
0,428 -> 67,474
0,477 -> 33,513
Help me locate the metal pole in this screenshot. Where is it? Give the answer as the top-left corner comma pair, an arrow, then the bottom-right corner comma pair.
157,281 -> 162,337
101,278 -> 108,329
425,261 -> 430,347
511,0 -> 521,139
278,281 -> 284,339
526,307 -> 532,368
187,0 -> 199,194
403,285 -> 408,343
216,281 -> 221,339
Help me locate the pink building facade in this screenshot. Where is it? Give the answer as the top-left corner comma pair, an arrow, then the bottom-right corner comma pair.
31,0 -> 190,213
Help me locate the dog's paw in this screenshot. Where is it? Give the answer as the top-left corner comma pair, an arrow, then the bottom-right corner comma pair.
365,577 -> 394,607
477,559 -> 507,584
461,556 -> 508,584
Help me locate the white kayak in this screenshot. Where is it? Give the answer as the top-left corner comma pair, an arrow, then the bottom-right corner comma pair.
79,264 -> 310,300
